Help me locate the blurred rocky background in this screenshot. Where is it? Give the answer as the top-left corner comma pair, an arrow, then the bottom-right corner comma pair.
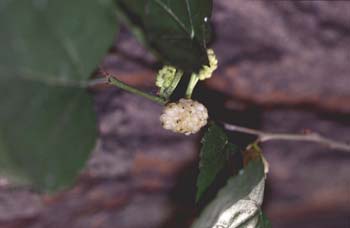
0,1 -> 349,227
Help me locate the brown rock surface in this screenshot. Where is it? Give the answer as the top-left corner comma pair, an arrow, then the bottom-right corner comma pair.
210,0 -> 350,114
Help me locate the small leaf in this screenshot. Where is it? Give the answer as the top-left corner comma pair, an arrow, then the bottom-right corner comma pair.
0,0 -> 117,192
192,147 -> 271,228
196,123 -> 236,201
116,0 -> 213,72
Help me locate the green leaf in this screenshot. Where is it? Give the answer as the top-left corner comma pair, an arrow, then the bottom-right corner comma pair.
116,0 -> 212,72
0,0 -> 117,192
256,212 -> 272,228
192,149 -> 271,228
196,123 -> 236,201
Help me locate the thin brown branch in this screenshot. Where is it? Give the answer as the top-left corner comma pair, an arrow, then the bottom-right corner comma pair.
224,123 -> 350,152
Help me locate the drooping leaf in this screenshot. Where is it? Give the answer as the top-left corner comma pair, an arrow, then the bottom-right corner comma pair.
0,0 -> 117,192
196,123 -> 236,201
116,0 -> 212,72
192,146 -> 271,228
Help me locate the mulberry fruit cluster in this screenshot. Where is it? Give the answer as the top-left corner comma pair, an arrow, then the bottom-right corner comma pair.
160,99 -> 208,135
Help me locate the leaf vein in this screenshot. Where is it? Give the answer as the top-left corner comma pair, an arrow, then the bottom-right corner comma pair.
153,0 -> 192,37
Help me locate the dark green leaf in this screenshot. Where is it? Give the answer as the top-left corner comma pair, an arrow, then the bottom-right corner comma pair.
192,150 -> 268,228
0,0 -> 117,192
196,123 -> 236,201
256,211 -> 272,228
116,0 -> 212,72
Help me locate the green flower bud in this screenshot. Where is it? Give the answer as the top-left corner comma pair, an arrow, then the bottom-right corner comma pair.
198,49 -> 218,80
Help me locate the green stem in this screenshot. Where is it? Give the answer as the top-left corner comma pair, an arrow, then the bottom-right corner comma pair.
185,73 -> 199,99
107,76 -> 167,105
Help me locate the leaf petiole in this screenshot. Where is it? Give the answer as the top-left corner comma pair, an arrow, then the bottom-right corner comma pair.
106,74 -> 167,105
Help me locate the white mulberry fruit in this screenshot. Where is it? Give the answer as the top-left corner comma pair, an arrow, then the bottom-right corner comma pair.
160,99 -> 208,135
